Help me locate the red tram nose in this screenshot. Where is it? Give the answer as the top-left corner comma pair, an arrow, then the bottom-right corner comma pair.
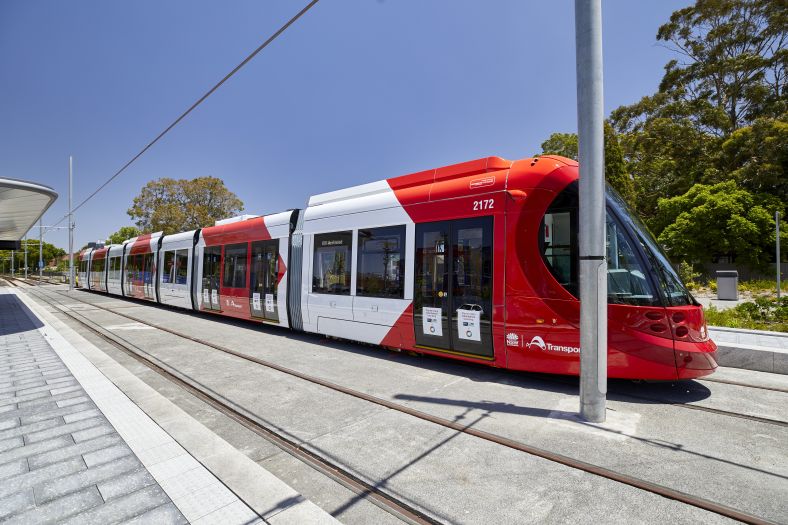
670,305 -> 718,379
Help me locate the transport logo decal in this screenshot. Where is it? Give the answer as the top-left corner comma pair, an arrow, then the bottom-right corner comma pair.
506,333 -> 519,347
525,335 -> 580,354
526,336 -> 547,351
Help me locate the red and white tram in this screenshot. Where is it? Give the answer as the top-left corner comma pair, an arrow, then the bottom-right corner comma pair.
78,155 -> 718,380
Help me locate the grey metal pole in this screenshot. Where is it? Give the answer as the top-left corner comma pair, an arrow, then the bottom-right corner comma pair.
575,0 -> 607,423
24,235 -> 28,279
10,250 -> 14,277
69,155 -> 74,291
777,211 -> 781,300
38,220 -> 43,286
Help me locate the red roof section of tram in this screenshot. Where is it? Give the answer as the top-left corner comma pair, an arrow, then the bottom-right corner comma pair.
128,233 -> 154,255
91,247 -> 109,260
201,216 -> 271,246
386,156 -> 513,206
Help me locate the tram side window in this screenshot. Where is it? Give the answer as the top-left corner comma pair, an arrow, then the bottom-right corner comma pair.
606,216 -> 658,306
91,257 -> 104,273
162,251 -> 175,283
108,257 -> 119,280
142,253 -> 153,284
126,256 -> 136,282
541,210 -> 576,296
313,231 -> 352,295
175,250 -> 188,284
223,243 -> 248,288
357,226 -> 405,298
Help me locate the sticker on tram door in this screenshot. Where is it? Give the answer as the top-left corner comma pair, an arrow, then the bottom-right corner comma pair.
252,293 -> 261,311
457,309 -> 481,342
202,289 -> 209,305
422,307 -> 443,337
265,294 -> 274,312
211,289 -> 218,304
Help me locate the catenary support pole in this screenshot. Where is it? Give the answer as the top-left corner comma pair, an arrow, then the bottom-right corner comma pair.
575,0 -> 607,423
38,220 -> 43,286
10,250 -> 14,277
69,155 -> 74,291
24,235 -> 28,279
778,211 -> 781,300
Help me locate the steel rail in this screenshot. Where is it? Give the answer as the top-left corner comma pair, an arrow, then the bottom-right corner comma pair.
698,377 -> 788,395
38,282 -> 788,429
26,287 -> 439,525
20,285 -> 779,525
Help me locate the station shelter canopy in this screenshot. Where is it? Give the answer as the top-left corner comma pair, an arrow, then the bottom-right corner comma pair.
0,178 -> 58,249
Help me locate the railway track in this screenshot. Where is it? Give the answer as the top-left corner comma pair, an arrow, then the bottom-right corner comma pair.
14,282 -> 781,525
14,280 -> 437,525
698,377 -> 788,395
22,279 -> 787,428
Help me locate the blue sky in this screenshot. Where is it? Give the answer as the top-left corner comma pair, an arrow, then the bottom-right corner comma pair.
0,0 -> 689,250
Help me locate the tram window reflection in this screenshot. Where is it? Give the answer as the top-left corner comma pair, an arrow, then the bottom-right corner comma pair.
606,215 -> 659,306
223,243 -> 248,289
357,226 -> 405,298
313,231 -> 352,295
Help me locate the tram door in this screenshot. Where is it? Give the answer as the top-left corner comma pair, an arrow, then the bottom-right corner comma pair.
250,240 -> 279,322
142,253 -> 155,300
414,217 -> 493,358
201,246 -> 221,310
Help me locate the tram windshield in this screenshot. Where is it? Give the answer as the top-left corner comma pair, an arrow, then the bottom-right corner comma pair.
539,181 -> 695,307
606,187 -> 695,306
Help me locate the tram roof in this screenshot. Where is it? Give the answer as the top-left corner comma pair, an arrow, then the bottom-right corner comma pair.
0,177 -> 58,246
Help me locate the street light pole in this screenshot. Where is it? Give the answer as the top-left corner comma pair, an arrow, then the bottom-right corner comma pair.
69,155 -> 74,291
777,211 -> 782,300
38,219 -> 43,286
575,0 -> 607,423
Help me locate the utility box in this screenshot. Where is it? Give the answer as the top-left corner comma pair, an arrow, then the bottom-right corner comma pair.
716,270 -> 739,300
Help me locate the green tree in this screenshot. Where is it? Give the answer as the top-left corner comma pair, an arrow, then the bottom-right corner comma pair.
653,180 -> 786,267
539,132 -> 578,160
603,122 -> 636,205
614,0 -> 785,137
721,115 -> 788,201
0,240 -> 66,273
128,176 -> 244,235
610,0 -> 786,219
537,123 -> 637,206
106,226 -> 142,245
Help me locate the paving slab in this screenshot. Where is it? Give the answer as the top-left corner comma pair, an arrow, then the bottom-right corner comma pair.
10,288 -> 340,525
0,291 -> 188,523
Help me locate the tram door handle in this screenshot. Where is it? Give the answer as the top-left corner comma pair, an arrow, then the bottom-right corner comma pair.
370,305 -> 378,312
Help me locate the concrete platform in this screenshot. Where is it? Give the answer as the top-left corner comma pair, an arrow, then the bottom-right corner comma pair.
709,326 -> 788,374
13,285 -> 787,524
0,289 -> 337,524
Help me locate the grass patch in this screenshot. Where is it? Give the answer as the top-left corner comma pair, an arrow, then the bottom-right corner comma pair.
705,296 -> 788,332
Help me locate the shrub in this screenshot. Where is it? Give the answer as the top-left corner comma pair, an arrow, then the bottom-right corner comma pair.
705,296 -> 788,332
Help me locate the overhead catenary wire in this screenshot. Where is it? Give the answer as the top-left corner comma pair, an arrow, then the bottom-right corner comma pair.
42,0 -> 320,235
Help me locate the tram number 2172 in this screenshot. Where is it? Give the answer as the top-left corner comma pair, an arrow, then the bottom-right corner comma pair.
473,199 -> 494,211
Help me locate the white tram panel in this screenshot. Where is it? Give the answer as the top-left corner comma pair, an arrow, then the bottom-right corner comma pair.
264,211 -> 294,327
158,231 -> 196,309
121,232 -> 162,299
106,244 -> 124,296
301,180 -> 414,344
77,248 -> 93,290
